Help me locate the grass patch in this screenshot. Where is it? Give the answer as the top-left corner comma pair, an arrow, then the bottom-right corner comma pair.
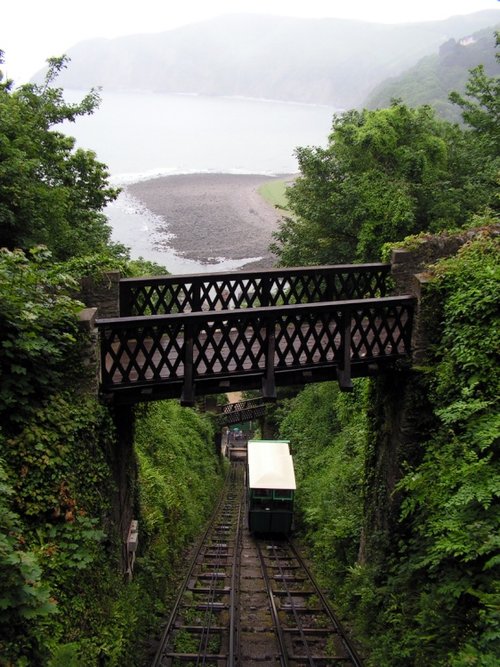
258,179 -> 292,210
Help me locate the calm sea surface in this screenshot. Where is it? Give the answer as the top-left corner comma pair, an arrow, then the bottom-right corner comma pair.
63,90 -> 338,272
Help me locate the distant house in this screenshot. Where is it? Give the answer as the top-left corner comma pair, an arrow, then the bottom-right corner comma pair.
459,36 -> 477,47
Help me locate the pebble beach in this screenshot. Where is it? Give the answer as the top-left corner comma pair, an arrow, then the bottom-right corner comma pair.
127,173 -> 289,269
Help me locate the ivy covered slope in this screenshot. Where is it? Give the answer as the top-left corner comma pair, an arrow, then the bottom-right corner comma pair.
277,225 -> 499,666
0,56 -> 223,665
378,225 -> 499,666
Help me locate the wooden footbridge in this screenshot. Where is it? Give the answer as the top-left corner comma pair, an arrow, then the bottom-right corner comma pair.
96,264 -> 414,405
218,397 -> 266,426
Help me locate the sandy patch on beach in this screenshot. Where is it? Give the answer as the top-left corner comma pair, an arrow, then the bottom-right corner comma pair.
127,173 -> 289,268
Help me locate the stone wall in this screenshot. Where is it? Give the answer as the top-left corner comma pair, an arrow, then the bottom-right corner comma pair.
390,225 -> 499,297
76,272 -> 120,396
389,227 -> 498,365
359,368 -> 436,565
78,270 -> 121,318
77,307 -> 100,395
76,272 -> 138,572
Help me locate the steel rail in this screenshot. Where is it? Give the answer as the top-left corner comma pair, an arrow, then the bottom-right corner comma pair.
197,516 -> 228,666
228,477 -> 243,666
256,540 -> 290,667
268,542 -> 316,666
287,538 -> 364,667
256,537 -> 364,666
151,466 -> 243,666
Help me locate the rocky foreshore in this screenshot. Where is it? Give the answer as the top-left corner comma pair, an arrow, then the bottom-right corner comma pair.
127,173 -> 289,268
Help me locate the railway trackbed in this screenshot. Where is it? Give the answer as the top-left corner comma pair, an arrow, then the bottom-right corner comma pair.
151,464 -> 363,666
151,465 -> 244,666
254,538 -> 363,666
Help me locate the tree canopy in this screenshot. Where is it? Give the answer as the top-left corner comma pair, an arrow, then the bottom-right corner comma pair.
272,44 -> 499,266
0,54 -> 120,260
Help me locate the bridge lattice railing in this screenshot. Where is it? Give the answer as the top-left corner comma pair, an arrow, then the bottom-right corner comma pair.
119,264 -> 391,316
98,295 -> 413,404
219,406 -> 266,427
218,398 -> 266,426
220,397 -> 265,414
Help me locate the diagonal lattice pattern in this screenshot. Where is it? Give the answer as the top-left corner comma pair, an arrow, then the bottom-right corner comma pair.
193,314 -> 267,376
221,397 -> 266,414
349,303 -> 413,360
100,319 -> 185,386
219,405 -> 266,426
274,311 -> 342,369
98,296 -> 414,402
119,264 -> 391,316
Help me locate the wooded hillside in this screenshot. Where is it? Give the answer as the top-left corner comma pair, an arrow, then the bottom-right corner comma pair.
31,11 -> 500,108
366,26 -> 500,120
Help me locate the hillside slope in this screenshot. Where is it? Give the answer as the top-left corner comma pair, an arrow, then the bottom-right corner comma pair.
365,26 -> 500,120
32,10 -> 500,108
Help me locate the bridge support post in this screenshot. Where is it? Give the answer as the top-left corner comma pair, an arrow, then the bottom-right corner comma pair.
77,307 -> 100,395
214,431 -> 222,458
262,318 -> 277,400
181,323 -> 195,406
79,270 -> 121,317
337,309 -> 353,392
110,405 -> 138,574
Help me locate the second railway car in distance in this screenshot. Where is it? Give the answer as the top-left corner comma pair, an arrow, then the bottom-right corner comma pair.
247,440 -> 296,534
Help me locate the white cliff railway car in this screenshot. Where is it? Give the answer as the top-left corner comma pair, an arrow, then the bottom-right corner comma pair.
247,440 -> 296,534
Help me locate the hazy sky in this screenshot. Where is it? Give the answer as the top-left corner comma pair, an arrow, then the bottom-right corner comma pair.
1,0 -> 499,84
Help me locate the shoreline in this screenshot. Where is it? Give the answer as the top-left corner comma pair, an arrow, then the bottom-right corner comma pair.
126,172 -> 292,269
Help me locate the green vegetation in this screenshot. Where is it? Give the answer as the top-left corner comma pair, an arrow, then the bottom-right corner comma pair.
0,54 -> 223,664
366,27 -> 500,122
258,179 -> 291,211
275,223 -> 499,666
380,228 -> 500,666
271,103 -> 494,266
278,382 -> 368,587
135,401 -> 222,570
271,44 -> 500,667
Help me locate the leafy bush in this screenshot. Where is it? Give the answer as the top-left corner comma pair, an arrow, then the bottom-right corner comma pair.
0,457 -> 55,628
1,389 -> 223,664
271,102 -> 491,266
0,247 -> 84,432
0,55 -> 119,259
380,228 -> 500,666
278,382 -> 368,597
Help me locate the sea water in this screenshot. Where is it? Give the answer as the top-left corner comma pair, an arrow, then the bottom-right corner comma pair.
63,90 -> 338,272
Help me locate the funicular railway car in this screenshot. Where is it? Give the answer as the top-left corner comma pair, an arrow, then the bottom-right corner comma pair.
228,427 -> 248,462
247,440 -> 296,534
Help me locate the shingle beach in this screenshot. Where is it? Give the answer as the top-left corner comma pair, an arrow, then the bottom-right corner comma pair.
127,173 -> 289,268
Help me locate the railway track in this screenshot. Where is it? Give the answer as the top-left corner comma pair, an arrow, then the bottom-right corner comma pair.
152,463 -> 363,666
255,538 -> 363,666
152,465 -> 244,666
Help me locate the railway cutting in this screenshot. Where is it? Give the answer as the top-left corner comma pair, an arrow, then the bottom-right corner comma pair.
151,459 -> 363,666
